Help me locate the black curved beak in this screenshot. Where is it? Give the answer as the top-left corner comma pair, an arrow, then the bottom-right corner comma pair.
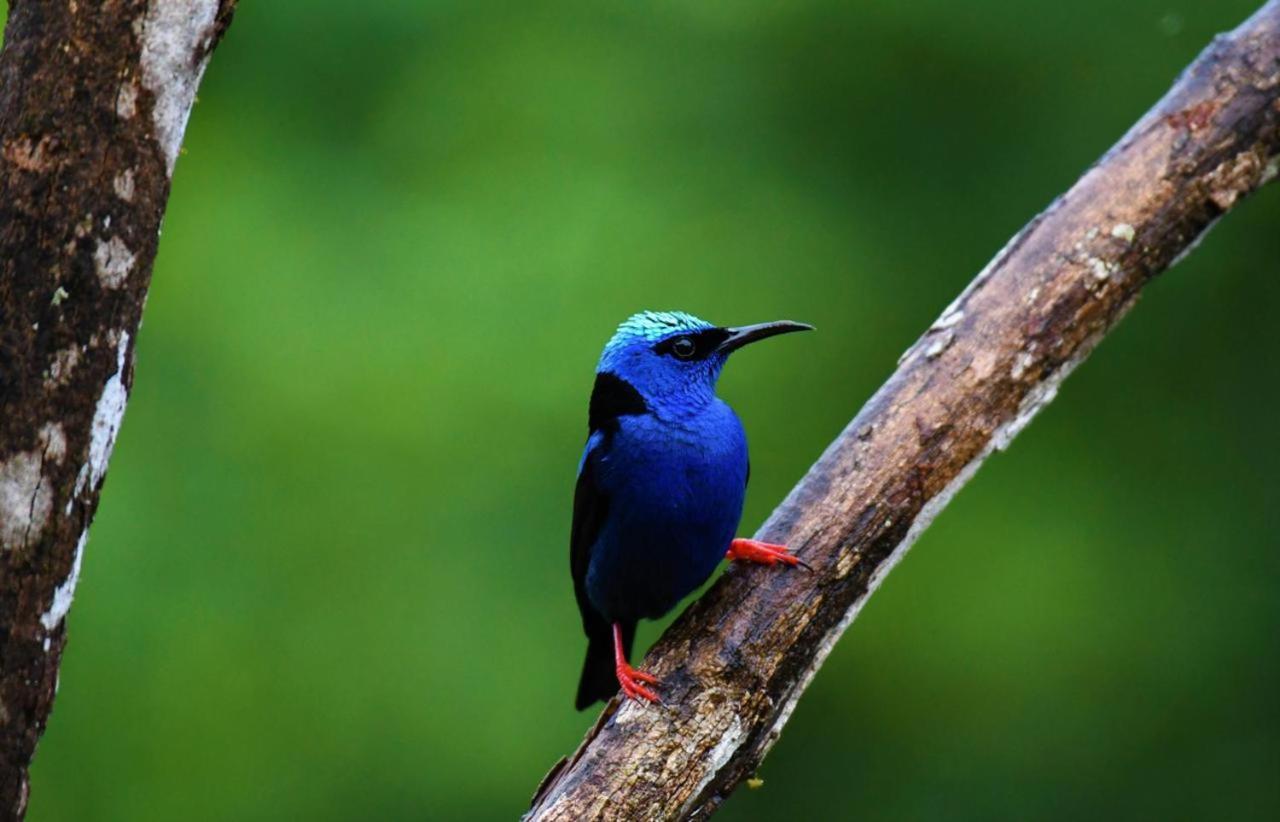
716,320 -> 814,354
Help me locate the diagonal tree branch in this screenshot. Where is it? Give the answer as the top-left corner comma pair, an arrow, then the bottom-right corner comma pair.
0,2 -> 237,817
527,3 -> 1280,819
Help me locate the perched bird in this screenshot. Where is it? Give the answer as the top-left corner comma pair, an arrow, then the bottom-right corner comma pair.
571,310 -> 812,709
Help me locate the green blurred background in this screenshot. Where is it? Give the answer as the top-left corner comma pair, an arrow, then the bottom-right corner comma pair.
4,1 -> 1277,819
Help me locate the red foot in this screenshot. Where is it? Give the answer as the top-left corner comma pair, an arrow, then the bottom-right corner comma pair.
726,538 -> 811,570
613,623 -> 660,704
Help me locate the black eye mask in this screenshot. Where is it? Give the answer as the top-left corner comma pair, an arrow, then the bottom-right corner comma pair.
652,328 -> 731,361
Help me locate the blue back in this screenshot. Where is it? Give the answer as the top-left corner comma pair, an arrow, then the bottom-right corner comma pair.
572,311 -> 749,623
570,310 -> 810,707
585,399 -> 748,621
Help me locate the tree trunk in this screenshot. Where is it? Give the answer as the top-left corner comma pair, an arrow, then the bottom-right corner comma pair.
0,2 -> 236,816
526,3 -> 1280,819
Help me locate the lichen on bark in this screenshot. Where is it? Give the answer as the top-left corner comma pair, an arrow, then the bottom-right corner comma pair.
0,2 -> 237,816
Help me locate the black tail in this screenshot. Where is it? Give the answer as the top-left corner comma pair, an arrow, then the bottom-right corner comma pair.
575,620 -> 634,710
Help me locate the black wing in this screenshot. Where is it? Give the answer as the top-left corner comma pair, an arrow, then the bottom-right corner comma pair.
570,436 -> 610,635
571,371 -> 651,708
572,370 -> 648,631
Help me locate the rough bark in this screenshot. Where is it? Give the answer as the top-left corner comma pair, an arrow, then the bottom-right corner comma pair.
0,2 -> 236,816
527,4 -> 1280,820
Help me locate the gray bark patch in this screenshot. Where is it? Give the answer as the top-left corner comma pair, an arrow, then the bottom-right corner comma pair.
0,453 -> 53,551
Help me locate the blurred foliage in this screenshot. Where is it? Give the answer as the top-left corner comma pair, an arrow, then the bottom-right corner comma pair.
4,1 -> 1277,819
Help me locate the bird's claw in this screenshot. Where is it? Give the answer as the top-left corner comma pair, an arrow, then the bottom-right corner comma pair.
726,538 -> 811,570
616,662 -> 661,703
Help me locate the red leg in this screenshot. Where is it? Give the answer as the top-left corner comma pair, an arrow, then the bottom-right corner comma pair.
613,623 -> 660,703
726,538 -> 811,570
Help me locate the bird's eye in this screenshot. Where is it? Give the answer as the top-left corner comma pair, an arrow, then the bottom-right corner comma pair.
671,337 -> 697,359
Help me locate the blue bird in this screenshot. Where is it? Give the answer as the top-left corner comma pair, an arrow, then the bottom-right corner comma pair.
572,310 -> 812,709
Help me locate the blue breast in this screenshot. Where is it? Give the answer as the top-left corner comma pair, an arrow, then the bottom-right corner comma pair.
584,399 -> 748,622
